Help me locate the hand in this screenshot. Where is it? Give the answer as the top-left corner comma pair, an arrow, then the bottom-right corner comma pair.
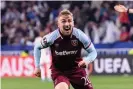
34,68 -> 41,77
77,60 -> 87,68
114,4 -> 128,13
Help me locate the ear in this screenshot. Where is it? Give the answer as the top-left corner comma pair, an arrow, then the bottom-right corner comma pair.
56,20 -> 58,25
56,17 -> 59,28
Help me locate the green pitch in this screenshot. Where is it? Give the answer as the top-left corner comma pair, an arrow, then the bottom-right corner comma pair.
1,75 -> 133,89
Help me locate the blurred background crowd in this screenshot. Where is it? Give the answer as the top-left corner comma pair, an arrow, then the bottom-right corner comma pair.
1,1 -> 133,46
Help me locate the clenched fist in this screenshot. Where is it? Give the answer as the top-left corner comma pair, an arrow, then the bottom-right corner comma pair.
34,68 -> 41,77
77,60 -> 87,68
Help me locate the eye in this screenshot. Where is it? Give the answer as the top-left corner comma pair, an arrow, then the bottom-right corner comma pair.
68,19 -> 72,22
61,20 -> 66,23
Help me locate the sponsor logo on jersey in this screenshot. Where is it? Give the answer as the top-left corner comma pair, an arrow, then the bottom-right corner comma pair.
55,50 -> 78,56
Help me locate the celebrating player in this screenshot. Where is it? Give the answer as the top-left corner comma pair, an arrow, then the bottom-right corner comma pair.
34,9 -> 97,89
114,4 -> 133,13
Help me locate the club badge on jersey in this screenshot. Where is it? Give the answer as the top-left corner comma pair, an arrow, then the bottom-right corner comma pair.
71,40 -> 78,46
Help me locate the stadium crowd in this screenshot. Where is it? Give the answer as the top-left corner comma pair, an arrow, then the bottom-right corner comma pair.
1,1 -> 133,46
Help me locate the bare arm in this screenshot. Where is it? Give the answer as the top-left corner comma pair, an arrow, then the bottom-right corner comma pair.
114,4 -> 133,13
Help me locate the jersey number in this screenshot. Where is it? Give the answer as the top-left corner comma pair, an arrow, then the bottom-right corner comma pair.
81,76 -> 91,86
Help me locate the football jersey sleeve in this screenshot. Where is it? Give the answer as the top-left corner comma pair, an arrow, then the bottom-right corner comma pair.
34,30 -> 59,68
73,28 -> 91,49
73,28 -> 97,64
40,30 -> 58,48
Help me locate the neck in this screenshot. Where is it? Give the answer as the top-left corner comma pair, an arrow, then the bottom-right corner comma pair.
59,29 -> 73,39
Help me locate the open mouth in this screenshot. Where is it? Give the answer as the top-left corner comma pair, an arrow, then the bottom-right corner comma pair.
63,26 -> 71,31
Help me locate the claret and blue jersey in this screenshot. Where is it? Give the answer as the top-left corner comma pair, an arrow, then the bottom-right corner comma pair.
34,27 -> 97,71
